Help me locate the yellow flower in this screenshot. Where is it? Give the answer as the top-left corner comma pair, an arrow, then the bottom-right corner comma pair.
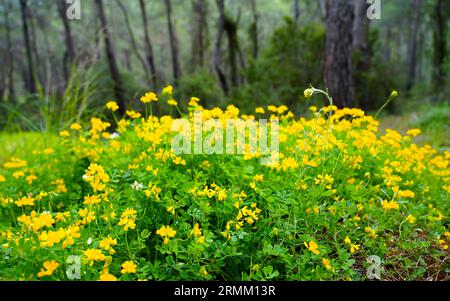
126,110 -> 142,119
188,97 -> 200,106
118,208 -> 137,231
70,123 -> 82,131
382,200 -> 399,211
166,206 -> 175,215
156,225 -> 176,244
84,195 -> 101,206
99,270 -> 117,281
106,101 -> 119,112
162,85 -> 173,95
406,129 -> 421,137
83,249 -> 106,266
25,174 -> 37,184
100,236 -> 118,255
322,258 -> 333,271
253,174 -> 264,182
200,266 -> 208,276
217,190 -> 227,201
59,130 -> 70,137
390,90 -> 398,98
0,175 -> 5,182
141,92 -> 158,103
304,88 -> 314,98
365,226 -> 378,239
304,240 -> 320,255
255,107 -> 265,114
350,244 -> 360,254
167,99 -> 178,106
192,223 -> 202,237
267,105 -> 277,112
406,214 -> 416,224
197,236 -> 206,244
38,260 -> 59,278
121,261 -> 137,274
344,236 -> 352,244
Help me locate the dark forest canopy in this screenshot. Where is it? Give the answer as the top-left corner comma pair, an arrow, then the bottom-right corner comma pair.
0,0 -> 449,129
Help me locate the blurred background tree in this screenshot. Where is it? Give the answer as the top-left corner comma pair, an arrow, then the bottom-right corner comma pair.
0,0 -> 448,143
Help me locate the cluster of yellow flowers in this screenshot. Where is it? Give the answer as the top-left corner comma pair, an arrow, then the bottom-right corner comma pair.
156,225 -> 177,244
83,163 -> 110,192
0,85 -> 448,280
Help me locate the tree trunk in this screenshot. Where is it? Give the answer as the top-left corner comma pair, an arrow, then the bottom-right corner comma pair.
353,0 -> 370,56
250,0 -> 259,59
214,0 -> 229,95
294,0 -> 300,23
57,0 -> 76,85
29,11 -> 43,89
406,0 -> 422,91
353,0 -> 371,109
94,0 -> 126,115
191,0 -> 208,72
4,1 -> 15,100
19,0 -> 37,94
165,0 -> 182,83
139,0 -> 157,88
431,0 -> 448,90
115,0 -> 152,84
324,0 -> 355,108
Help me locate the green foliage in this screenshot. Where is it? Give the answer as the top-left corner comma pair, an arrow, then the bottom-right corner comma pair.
353,29 -> 398,112
175,69 -> 225,109
237,18 -> 325,112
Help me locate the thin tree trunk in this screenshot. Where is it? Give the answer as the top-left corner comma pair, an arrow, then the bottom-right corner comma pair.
57,0 -> 76,84
115,0 -> 151,84
139,0 -> 157,88
406,0 -> 422,91
353,0 -> 371,109
191,0 -> 207,72
324,0 -> 354,108
432,0 -> 448,91
94,0 -> 126,115
353,0 -> 370,56
165,0 -> 182,83
4,1 -> 15,99
214,0 -> 229,95
29,11 -> 43,89
250,0 -> 259,59
19,0 -> 37,94
294,0 -> 300,23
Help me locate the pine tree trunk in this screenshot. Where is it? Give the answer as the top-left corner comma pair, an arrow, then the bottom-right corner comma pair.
353,0 -> 371,109
57,0 -> 76,85
139,0 -> 157,88
250,0 -> 259,59
294,0 -> 300,23
95,0 -> 126,115
4,2 -> 15,99
115,0 -> 151,84
432,0 -> 448,91
165,0 -> 182,83
324,0 -> 355,108
191,0 -> 208,72
214,0 -> 229,95
406,0 -> 422,91
19,0 -> 37,94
